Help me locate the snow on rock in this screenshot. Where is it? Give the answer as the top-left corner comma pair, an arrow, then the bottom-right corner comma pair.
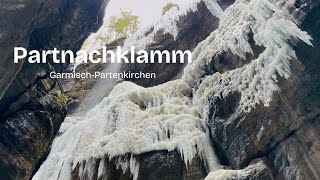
57,117 -> 83,136
204,169 -> 239,180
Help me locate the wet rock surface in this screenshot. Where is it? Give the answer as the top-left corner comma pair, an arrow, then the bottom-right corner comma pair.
0,92 -> 67,180
267,119 -> 320,179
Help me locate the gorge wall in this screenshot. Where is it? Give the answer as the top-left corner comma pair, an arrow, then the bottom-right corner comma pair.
0,0 -> 107,179
1,0 -> 320,179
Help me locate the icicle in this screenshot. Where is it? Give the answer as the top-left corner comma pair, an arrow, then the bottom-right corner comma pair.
97,159 -> 105,180
129,155 -> 139,180
203,0 -> 224,18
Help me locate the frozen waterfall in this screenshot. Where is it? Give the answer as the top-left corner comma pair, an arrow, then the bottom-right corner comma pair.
33,0 -> 312,179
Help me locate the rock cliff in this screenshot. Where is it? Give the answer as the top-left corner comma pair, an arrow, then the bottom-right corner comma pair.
0,0 -> 107,179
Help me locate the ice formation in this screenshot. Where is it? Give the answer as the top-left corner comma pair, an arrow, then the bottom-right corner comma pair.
33,0 -> 312,179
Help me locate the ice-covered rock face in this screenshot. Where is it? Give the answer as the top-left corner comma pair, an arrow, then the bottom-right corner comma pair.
33,0 -> 313,179
184,0 -> 312,113
33,80 -> 220,180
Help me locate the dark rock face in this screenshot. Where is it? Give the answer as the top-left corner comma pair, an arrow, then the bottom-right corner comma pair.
0,0 -> 107,179
207,1 -> 320,179
0,92 -> 67,180
120,1 -> 219,87
0,0 -> 107,116
268,119 -> 320,179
